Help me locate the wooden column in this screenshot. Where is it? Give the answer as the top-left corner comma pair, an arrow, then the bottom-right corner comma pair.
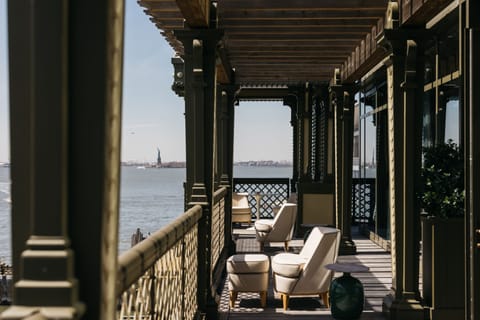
400,39 -> 424,311
175,28 -> 222,319
464,0 -> 480,319
284,96 -> 298,192
331,73 -> 356,255
5,0 -> 124,319
218,84 -> 238,256
380,0 -> 406,314
380,2 -> 424,319
313,85 -> 329,183
342,87 -> 356,255
299,85 -> 311,182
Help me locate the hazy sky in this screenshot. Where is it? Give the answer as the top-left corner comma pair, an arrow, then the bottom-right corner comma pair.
0,1 -> 292,163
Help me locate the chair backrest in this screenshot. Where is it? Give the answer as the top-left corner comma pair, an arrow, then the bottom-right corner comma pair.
266,203 -> 297,242
232,192 -> 249,208
293,226 -> 340,294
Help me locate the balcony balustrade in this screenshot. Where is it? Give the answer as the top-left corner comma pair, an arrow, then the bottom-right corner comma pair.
114,180 -> 384,319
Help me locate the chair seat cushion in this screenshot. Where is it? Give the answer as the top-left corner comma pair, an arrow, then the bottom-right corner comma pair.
227,254 -> 270,274
272,253 -> 307,278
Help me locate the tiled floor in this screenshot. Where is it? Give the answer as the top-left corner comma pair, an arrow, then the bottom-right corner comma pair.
219,228 -> 391,319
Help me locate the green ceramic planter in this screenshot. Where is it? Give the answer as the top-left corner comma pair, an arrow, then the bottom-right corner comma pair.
329,273 -> 364,320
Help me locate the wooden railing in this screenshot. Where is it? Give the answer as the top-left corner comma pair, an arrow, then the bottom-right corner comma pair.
116,205 -> 202,320
211,187 -> 227,277
233,178 -> 290,219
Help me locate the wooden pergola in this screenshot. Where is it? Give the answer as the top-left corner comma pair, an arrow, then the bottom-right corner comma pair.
139,0 -> 389,85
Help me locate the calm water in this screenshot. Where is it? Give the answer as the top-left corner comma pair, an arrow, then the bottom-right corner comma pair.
0,165 -> 292,264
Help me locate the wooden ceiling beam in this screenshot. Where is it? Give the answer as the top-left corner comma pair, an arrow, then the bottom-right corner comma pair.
236,87 -> 291,100
219,11 -> 385,20
219,0 -> 387,10
226,39 -> 360,45
227,46 -> 356,52
142,11 -> 184,19
219,19 -> 380,27
150,17 -> 184,29
221,26 -> 374,33
232,60 -> 345,66
140,1 -> 179,11
226,31 -> 369,38
229,52 -> 350,57
175,0 -> 209,27
230,54 -> 349,59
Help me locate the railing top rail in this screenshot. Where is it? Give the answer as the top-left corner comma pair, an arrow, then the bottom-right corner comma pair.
352,177 -> 376,184
233,177 -> 290,184
116,204 -> 203,295
213,186 -> 227,204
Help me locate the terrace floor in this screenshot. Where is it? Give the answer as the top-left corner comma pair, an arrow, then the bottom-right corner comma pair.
218,227 -> 391,319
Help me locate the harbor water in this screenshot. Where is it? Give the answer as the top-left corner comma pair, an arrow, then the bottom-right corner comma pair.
0,165 -> 292,265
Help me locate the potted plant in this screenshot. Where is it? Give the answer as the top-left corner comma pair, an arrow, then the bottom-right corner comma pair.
420,140 -> 465,320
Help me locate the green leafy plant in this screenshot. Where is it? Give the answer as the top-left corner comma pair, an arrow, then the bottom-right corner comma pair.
420,140 -> 464,218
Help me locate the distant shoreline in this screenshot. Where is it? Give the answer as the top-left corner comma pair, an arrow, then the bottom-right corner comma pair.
121,161 -> 292,168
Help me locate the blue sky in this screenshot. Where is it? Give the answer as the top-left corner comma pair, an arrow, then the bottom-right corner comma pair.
0,1 -> 292,163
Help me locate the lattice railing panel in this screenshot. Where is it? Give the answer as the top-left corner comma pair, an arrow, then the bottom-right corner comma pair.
182,223 -> 198,320
211,202 -> 220,273
211,187 -> 226,277
311,100 -> 318,180
233,178 -> 290,219
117,206 -> 201,320
351,178 -> 376,225
318,101 -> 327,183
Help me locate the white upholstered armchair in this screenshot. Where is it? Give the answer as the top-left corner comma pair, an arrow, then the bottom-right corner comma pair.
271,226 -> 341,310
232,192 -> 252,224
254,203 -> 297,251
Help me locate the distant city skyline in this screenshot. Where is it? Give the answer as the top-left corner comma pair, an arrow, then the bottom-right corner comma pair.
0,1 -> 292,164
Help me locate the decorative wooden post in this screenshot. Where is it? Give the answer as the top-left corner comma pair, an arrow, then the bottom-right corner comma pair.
331,69 -> 356,255
5,0 -> 125,319
401,39 -> 424,309
175,28 -> 223,319
341,87 -> 356,255
284,96 -> 298,193
297,85 -> 311,182
379,2 -> 424,319
218,84 -> 238,256
311,84 -> 330,183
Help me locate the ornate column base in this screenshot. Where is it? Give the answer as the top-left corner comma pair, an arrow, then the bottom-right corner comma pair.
383,292 -> 425,320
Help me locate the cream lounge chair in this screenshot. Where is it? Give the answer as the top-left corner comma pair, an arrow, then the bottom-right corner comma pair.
271,226 -> 341,310
254,203 -> 297,251
232,192 -> 252,224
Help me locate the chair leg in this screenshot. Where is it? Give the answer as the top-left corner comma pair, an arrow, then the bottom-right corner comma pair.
260,291 -> 267,307
284,241 -> 289,251
281,293 -> 289,310
258,240 -> 265,251
229,291 -> 237,308
320,291 -> 329,308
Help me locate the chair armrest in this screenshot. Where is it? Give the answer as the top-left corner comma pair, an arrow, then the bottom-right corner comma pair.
254,221 -> 273,232
272,253 -> 307,278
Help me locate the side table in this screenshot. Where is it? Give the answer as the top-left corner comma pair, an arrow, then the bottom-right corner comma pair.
253,192 -> 263,221
325,263 -> 369,320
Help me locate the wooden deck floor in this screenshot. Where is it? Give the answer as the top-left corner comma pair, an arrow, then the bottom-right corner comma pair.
218,228 -> 391,319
